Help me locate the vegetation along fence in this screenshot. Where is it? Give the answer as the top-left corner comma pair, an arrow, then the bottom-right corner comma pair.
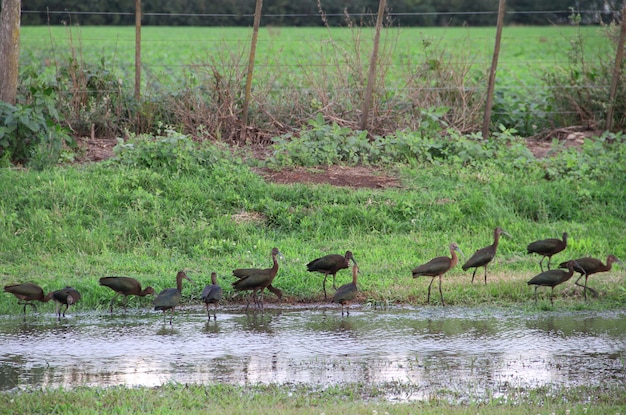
9,1 -> 626,147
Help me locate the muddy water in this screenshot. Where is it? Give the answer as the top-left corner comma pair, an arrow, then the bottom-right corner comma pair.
1,306 -> 625,401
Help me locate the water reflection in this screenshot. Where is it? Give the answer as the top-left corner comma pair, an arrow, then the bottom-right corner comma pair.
0,307 -> 624,401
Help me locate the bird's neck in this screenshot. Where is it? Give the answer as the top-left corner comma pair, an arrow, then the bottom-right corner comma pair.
450,250 -> 459,267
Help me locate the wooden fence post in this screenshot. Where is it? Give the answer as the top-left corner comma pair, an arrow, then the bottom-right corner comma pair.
606,3 -> 626,132
241,0 -> 263,143
135,0 -> 142,101
360,0 -> 387,131
482,0 -> 506,139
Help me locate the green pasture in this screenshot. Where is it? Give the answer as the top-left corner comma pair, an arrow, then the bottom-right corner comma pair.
20,25 -> 614,86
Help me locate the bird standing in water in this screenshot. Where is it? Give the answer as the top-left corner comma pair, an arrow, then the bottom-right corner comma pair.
307,250 -> 357,300
3,283 -> 53,314
153,271 -> 193,324
99,276 -> 155,313
52,286 -> 81,319
232,247 -> 282,311
412,243 -> 464,306
462,227 -> 511,284
333,264 -> 359,316
201,272 -> 223,320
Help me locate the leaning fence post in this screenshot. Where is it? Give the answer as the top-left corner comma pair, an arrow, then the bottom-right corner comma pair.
482,0 -> 506,139
606,3 -> 626,132
360,0 -> 387,131
241,0 -> 263,143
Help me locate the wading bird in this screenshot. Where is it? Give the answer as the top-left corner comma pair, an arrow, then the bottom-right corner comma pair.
527,259 -> 578,306
153,271 -> 193,324
527,232 -> 568,272
462,227 -> 511,284
99,276 -> 155,313
3,283 -> 53,314
307,250 -> 357,300
201,272 -> 223,320
52,286 -> 81,319
558,255 -> 621,300
412,243 -> 464,306
333,264 -> 359,316
232,247 -> 282,311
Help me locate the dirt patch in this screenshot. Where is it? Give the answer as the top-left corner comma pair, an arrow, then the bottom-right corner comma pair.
257,165 -> 401,189
77,137 -> 118,163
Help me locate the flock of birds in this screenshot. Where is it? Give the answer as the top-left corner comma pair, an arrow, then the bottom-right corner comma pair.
3,227 -> 622,323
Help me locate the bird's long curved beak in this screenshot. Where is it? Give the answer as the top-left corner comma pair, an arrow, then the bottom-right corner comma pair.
456,247 -> 466,259
503,230 -> 513,239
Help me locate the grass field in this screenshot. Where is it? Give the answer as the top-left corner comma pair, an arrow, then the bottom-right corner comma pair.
20,25 -> 615,86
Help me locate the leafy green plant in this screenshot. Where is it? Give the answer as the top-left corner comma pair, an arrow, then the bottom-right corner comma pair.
0,84 -> 74,169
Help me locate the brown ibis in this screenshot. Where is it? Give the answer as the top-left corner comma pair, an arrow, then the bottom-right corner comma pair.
99,276 -> 155,313
3,283 -> 53,314
153,271 -> 193,324
232,247 -> 282,311
558,255 -> 621,300
201,272 -> 223,320
306,250 -> 357,299
462,227 -> 511,284
232,269 -> 283,302
332,264 -> 359,316
527,232 -> 568,272
527,259 -> 578,306
412,243 -> 464,306
52,286 -> 81,319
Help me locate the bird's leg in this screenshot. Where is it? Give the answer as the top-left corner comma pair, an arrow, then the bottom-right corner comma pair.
322,275 -> 328,300
438,275 -> 445,306
109,293 -> 120,313
539,257 -> 545,273
206,304 -> 210,320
534,286 -> 538,303
483,266 -> 488,285
550,287 -> 554,306
346,305 -> 350,316
546,257 -> 552,270
213,304 -> 218,320
427,277 -> 435,304
471,269 -> 477,284
332,273 -> 337,290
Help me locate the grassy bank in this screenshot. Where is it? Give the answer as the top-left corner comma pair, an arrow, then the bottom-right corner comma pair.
1,383 -> 625,415
1,131 -> 625,313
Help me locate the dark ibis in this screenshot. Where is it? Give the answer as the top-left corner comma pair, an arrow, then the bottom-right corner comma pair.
201,272 -> 223,320
99,276 -> 155,313
52,286 -> 81,319
462,227 -> 511,284
527,232 -> 568,272
153,271 -> 193,324
232,269 -> 283,303
232,247 -> 282,311
412,243 -> 464,306
3,283 -> 53,314
306,250 -> 357,299
558,255 -> 621,300
332,264 -> 359,316
527,259 -> 578,306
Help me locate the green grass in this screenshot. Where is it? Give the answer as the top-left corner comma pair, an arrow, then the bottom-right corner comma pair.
0,132 -> 625,313
1,383 -> 625,414
19,25 -> 614,86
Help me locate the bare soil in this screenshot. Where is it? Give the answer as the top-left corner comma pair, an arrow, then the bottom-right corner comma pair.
77,128 -> 594,189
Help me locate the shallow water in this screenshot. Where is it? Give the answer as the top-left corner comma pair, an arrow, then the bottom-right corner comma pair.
1,305 -> 625,401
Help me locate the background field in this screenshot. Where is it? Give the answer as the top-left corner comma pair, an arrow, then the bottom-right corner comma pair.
20,25 -> 613,86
